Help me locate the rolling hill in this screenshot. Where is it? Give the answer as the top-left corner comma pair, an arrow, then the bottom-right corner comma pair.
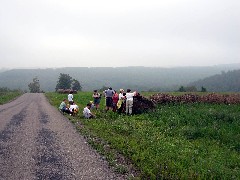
188,69 -> 240,92
0,64 -> 239,92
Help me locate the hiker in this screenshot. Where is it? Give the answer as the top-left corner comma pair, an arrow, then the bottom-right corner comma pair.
68,91 -> 74,105
125,89 -> 137,115
89,101 -> 95,109
104,87 -> 114,112
92,90 -> 101,110
112,90 -> 119,112
117,89 -> 125,113
59,99 -> 71,114
69,101 -> 79,116
83,103 -> 95,119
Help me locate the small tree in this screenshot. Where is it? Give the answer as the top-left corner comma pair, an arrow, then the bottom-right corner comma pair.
178,86 -> 186,92
201,86 -> 207,92
28,77 -> 41,93
55,73 -> 72,91
72,79 -> 82,91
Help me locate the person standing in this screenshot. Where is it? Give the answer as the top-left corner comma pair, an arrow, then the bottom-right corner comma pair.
112,90 -> 119,112
125,89 -> 136,115
117,89 -> 125,113
68,91 -> 74,105
104,87 -> 114,112
92,90 -> 101,110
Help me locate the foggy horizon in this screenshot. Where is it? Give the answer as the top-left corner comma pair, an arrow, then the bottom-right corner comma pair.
1,62 -> 240,71
0,0 -> 239,69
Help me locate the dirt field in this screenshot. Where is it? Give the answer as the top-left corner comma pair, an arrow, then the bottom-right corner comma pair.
0,93 -> 125,179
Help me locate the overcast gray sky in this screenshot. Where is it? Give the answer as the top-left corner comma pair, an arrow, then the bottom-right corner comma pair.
0,0 -> 239,69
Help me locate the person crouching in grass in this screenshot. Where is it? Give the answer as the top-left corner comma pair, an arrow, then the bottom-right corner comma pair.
69,101 -> 79,116
83,103 -> 96,119
59,99 -> 71,114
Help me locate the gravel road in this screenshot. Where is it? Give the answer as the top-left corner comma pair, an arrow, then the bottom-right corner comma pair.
0,93 -> 125,180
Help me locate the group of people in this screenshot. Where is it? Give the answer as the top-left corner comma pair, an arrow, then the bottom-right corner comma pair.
59,87 -> 137,119
92,87 -> 137,115
58,98 -> 79,116
100,87 -> 137,115
59,91 -> 96,119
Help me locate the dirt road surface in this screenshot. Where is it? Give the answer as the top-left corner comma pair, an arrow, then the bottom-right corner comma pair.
0,93 -> 125,180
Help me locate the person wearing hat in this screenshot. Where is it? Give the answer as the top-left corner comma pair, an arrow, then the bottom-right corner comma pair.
117,89 -> 125,113
89,101 -> 95,109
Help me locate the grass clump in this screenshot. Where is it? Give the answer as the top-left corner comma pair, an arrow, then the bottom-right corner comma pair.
0,90 -> 23,105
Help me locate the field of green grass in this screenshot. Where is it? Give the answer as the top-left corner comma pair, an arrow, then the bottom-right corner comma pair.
45,91 -> 240,179
0,91 -> 23,105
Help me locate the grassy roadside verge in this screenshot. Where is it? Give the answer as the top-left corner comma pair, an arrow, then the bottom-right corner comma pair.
0,91 -> 23,105
45,91 -> 240,179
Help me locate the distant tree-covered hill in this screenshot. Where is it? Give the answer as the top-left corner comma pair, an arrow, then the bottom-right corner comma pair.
188,69 -> 240,92
0,68 -> 9,73
0,64 -> 239,92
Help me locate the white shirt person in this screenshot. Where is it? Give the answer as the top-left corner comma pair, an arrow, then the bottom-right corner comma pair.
83,103 -> 95,119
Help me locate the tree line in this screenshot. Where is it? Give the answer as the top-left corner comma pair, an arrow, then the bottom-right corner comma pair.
178,86 -> 207,92
28,73 -> 82,93
23,68 -> 240,93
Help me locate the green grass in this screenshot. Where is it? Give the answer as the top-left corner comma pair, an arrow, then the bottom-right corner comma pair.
0,91 -> 23,105
45,91 -> 240,179
45,91 -> 106,111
